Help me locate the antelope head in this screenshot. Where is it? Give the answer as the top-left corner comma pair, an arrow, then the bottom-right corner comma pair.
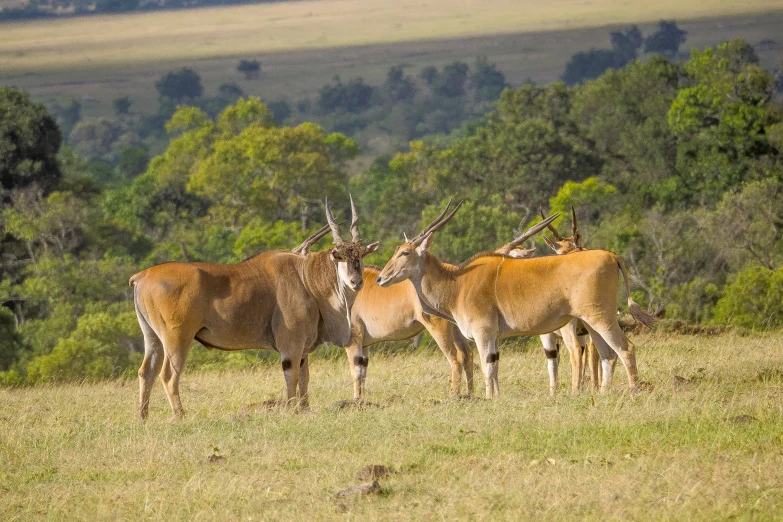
325,196 -> 379,291
541,207 -> 584,255
376,200 -> 464,287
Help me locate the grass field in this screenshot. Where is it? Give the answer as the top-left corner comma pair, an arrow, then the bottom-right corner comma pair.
2,332 -> 782,520
1,1 -> 783,120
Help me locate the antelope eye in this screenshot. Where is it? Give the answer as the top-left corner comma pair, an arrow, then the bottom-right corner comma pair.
400,250 -> 410,256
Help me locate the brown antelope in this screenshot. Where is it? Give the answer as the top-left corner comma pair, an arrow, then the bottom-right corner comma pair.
376,201 -> 654,398
293,204 -> 474,399
537,208 -> 606,394
493,210 -> 595,395
130,198 -> 378,420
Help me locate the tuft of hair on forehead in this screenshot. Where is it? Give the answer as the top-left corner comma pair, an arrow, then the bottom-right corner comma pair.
333,242 -> 368,258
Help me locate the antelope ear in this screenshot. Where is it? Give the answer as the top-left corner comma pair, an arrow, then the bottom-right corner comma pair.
416,233 -> 434,255
363,241 -> 380,256
543,236 -> 557,252
574,232 -> 583,249
329,248 -> 340,262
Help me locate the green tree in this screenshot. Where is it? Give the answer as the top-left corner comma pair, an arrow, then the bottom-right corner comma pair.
644,20 -> 687,58
471,56 -> 507,102
384,65 -> 417,104
155,67 -> 204,103
112,96 -> 132,116
26,310 -> 141,383
668,40 -> 781,204
0,87 -> 62,194
712,265 -> 783,329
571,56 -> 680,206
237,59 -> 261,80
117,145 -> 149,182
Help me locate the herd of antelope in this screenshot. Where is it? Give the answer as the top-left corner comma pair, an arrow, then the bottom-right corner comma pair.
130,198 -> 654,420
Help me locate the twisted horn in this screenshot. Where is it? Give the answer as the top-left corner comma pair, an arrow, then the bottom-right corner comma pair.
571,206 -> 578,238
292,222 -> 343,255
349,194 -> 362,243
324,198 -> 343,245
409,198 -> 453,244
510,213 -> 561,248
412,200 -> 464,246
540,207 -> 564,240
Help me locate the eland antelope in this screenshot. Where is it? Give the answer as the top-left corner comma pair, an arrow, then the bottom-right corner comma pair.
376,201 -> 655,398
293,203 -> 474,399
130,198 -> 378,420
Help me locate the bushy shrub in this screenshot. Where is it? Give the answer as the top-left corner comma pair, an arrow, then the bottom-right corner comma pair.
25,311 -> 142,383
712,266 -> 783,329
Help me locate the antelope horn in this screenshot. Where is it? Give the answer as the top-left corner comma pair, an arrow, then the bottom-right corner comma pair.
349,194 -> 362,243
540,207 -> 563,240
571,206 -> 578,238
510,213 -> 561,248
292,222 -> 342,255
412,200 -> 464,246
324,197 -> 343,245
410,198 -> 453,244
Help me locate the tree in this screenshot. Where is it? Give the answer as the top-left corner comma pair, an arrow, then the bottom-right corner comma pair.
712,265 -> 783,329
570,56 -> 680,206
562,49 -> 624,85
237,59 -> 261,80
217,82 -> 244,101
317,76 -> 374,113
644,20 -> 687,58
434,61 -> 469,98
471,56 -> 507,102
668,40 -> 780,204
562,25 -> 642,84
68,118 -> 124,159
384,65 -> 417,103
113,96 -> 132,116
0,87 -> 62,194
610,25 -> 642,63
155,67 -> 204,103
117,146 -> 150,182
49,99 -> 81,134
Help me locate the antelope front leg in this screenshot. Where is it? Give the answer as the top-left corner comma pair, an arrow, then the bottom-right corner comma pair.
298,355 -> 310,408
540,333 -> 559,397
475,332 -> 500,398
560,323 -> 584,395
345,343 -> 368,399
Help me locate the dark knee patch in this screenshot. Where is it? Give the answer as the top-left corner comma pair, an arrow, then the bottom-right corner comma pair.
544,350 -> 558,360
281,359 -> 292,371
354,356 -> 368,367
300,358 -> 306,367
486,352 -> 499,364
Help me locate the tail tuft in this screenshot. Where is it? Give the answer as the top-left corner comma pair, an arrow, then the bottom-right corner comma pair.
629,300 -> 656,329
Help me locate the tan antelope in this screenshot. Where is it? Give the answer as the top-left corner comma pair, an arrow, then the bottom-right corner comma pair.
293,204 -> 474,399
376,202 -> 654,398
499,209 -> 605,395
130,198 -> 378,420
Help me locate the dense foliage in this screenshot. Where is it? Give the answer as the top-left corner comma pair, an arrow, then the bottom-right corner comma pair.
1,39 -> 782,385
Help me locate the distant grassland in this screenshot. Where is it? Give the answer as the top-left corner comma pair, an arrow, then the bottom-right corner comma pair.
1,1 -> 783,120
2,333 -> 782,519
1,0 -> 780,71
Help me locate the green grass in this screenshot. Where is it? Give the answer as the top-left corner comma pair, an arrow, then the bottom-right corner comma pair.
1,2 -> 783,121
2,332 -> 782,520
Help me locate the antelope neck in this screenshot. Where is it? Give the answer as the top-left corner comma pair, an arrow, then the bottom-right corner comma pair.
409,253 -> 458,323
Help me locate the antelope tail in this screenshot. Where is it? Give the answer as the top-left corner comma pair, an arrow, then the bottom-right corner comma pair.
615,255 -> 656,329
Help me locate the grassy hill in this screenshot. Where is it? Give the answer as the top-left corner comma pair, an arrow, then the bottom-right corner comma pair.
1,0 -> 782,119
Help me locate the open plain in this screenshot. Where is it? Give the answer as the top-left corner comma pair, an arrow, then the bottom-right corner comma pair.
1,1 -> 783,117
2,332 -> 782,520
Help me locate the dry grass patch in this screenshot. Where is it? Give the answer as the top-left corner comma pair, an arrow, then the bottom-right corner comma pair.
1,332 -> 782,519
1,0 -> 780,72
